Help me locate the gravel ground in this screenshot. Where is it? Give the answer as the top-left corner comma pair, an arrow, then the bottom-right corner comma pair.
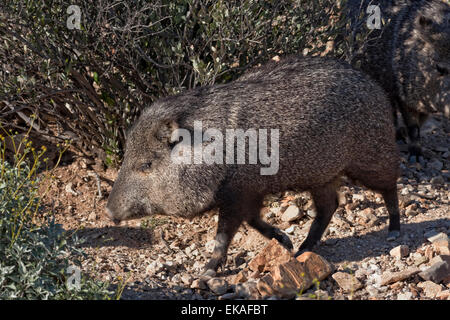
42,113 -> 449,300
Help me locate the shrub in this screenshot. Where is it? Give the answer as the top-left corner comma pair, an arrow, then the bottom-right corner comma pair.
0,0 -> 352,166
0,129 -> 117,299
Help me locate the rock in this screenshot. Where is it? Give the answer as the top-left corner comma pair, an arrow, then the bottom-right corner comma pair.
424,246 -> 435,261
180,273 -> 194,286
281,205 -> 303,222
271,258 -> 312,292
358,207 -> 378,226
427,159 -> 443,171
338,192 -> 347,206
248,270 -> 261,279
405,205 -> 418,217
218,292 -> 237,300
306,209 -> 317,219
231,270 -> 248,284
390,245 -> 409,259
88,211 -> 97,221
430,175 -> 445,185
255,251 -> 333,299
146,261 -> 164,275
418,260 -> 450,283
430,255 -> 450,266
433,239 -> 450,255
380,267 -> 421,286
191,278 -> 207,290
332,272 -> 363,292
257,272 -> 301,299
427,232 -> 449,243
352,194 -> 365,202
417,281 -> 443,298
205,239 -> 218,253
412,252 -> 428,267
396,292 -> 413,300
65,182 -> 79,196
162,261 -> 178,272
436,290 -> 450,300
296,251 -> 334,281
248,238 -> 293,273
206,278 -> 229,295
285,225 -> 296,234
235,280 -> 260,299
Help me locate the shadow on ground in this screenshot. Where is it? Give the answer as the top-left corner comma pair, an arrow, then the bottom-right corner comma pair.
66,217 -> 449,264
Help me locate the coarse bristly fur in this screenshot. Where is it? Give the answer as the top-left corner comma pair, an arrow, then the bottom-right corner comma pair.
106,56 -> 401,273
347,0 -> 450,159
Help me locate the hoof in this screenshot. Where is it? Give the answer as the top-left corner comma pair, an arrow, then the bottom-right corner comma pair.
408,144 -> 423,164
396,127 -> 408,142
294,243 -> 315,258
203,256 -> 226,273
201,269 -> 217,278
387,230 -> 400,241
275,230 -> 293,251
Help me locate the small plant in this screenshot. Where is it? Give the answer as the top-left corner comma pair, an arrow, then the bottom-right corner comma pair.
0,124 -> 119,299
140,216 -> 169,230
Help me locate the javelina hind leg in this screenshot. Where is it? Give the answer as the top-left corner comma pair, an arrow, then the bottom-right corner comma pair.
380,187 -> 401,241
203,202 -> 244,273
248,217 -> 293,250
407,124 -> 423,161
348,169 -> 400,241
294,183 -> 338,257
399,105 -> 423,162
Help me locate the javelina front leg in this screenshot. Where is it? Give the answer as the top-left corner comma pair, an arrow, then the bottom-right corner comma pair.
203,206 -> 243,273
248,217 -> 293,250
294,184 -> 338,257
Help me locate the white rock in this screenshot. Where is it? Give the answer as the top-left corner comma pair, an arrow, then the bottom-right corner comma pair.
352,194 -> 365,201
281,205 -> 303,222
205,239 -> 218,253
285,225 -> 296,234
390,245 -> 409,259
427,232 -> 449,243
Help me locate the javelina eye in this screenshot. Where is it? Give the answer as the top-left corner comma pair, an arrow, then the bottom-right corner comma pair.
436,64 -> 449,76
139,162 -> 152,172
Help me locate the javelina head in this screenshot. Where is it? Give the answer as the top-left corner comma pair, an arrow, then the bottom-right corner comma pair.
106,106 -> 224,224
416,0 -> 450,115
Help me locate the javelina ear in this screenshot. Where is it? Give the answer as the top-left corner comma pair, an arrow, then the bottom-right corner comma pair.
156,120 -> 179,146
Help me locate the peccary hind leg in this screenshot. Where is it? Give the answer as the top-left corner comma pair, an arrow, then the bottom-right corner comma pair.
381,187 -> 401,241
399,103 -> 423,162
294,183 -> 339,257
347,165 -> 401,241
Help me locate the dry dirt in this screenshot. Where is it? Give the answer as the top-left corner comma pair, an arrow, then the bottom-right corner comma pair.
39,114 -> 449,300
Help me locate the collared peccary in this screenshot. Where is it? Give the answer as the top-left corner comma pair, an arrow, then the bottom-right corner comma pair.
346,0 -> 450,159
106,56 -> 401,272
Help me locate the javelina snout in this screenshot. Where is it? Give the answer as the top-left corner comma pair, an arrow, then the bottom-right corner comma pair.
107,56 -> 401,274
106,118 -> 222,224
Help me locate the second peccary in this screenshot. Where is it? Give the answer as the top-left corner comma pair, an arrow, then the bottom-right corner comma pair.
106,56 -> 401,273
347,0 -> 450,159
